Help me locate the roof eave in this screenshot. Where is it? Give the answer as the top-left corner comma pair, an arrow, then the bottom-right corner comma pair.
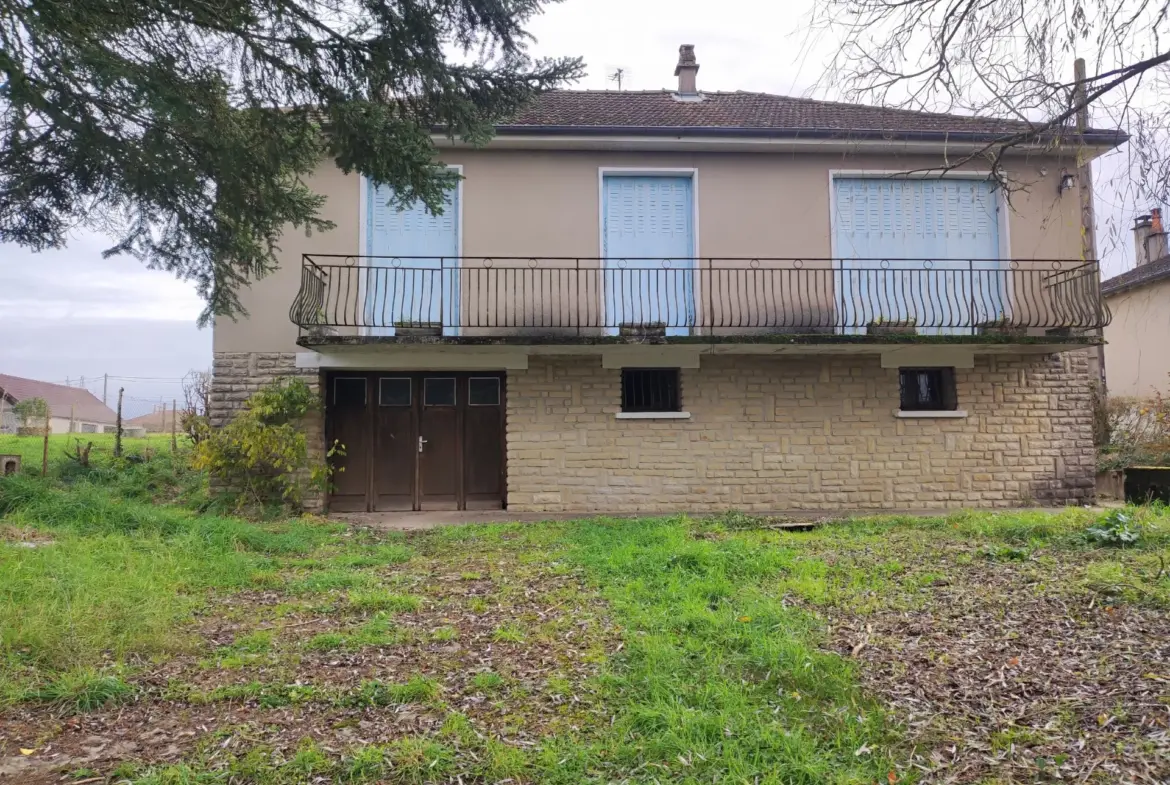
490,124 -> 1128,147
1102,271 -> 1170,297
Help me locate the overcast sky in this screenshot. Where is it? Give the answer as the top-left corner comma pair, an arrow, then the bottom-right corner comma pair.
0,0 -> 1140,415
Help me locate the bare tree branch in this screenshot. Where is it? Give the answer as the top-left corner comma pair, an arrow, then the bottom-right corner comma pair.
807,0 -> 1170,266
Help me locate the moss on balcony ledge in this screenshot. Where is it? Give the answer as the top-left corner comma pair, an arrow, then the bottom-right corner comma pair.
298,332 -> 1102,349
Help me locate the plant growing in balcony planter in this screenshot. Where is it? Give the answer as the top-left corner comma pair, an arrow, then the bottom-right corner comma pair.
619,322 -> 667,339
975,315 -> 1027,337
302,309 -> 337,341
866,317 -> 917,336
393,320 -> 443,337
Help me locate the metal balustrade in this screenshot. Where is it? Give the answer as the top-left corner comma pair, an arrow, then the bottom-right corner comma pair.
290,256 -> 1109,339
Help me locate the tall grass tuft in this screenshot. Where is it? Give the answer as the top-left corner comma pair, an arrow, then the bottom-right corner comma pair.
0,452 -> 335,696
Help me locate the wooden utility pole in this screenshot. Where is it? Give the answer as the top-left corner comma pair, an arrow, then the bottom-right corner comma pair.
1074,58 -> 1099,263
1075,57 -> 1106,388
115,388 -> 124,458
102,373 -> 108,406
171,400 -> 178,452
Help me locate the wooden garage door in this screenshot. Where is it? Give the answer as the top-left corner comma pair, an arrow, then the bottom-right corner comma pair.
326,372 -> 505,512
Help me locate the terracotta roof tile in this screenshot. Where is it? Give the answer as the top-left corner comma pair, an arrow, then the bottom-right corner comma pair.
500,90 -> 1123,143
0,374 -> 118,424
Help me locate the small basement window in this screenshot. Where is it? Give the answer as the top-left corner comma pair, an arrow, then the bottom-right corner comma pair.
899,368 -> 957,411
622,368 -> 681,413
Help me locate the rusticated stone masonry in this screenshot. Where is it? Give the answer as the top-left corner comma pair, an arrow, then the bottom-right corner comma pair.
211,349 -> 1096,515
505,351 -> 1097,513
209,352 -> 325,511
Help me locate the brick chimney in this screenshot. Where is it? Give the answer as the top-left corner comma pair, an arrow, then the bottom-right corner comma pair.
674,45 -> 699,95
1134,208 -> 1169,267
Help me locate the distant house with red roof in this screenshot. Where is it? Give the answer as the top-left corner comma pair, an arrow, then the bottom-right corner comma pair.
0,374 -> 122,434
125,406 -> 179,434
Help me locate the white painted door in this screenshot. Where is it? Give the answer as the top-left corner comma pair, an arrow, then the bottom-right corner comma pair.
602,175 -> 695,335
365,180 -> 459,335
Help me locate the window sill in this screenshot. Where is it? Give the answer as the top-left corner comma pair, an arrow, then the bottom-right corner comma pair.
616,412 -> 692,420
896,410 -> 968,419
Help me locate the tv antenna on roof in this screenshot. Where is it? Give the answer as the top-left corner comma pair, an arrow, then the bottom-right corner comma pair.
607,67 -> 628,91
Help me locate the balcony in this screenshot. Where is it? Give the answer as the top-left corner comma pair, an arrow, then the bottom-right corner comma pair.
291,256 -> 1109,348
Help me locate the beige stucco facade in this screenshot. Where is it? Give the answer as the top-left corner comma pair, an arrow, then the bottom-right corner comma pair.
210,140 -> 1103,513
1104,277 -> 1170,398
215,147 -> 1088,354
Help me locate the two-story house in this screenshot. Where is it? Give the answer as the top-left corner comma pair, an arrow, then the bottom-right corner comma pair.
212,46 -> 1120,514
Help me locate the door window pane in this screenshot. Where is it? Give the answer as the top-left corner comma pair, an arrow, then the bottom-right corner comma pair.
334,377 -> 367,407
468,377 -> 501,406
379,378 -> 412,406
423,378 -> 456,406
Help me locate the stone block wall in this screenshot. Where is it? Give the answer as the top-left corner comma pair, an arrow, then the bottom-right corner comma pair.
505,352 -> 1096,513
209,352 -> 325,511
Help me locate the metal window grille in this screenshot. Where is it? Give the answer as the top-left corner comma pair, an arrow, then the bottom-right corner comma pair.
621,369 -> 681,413
898,368 -> 957,411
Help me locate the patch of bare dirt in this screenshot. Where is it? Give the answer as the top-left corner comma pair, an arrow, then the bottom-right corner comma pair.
0,552 -> 617,784
825,556 -> 1170,784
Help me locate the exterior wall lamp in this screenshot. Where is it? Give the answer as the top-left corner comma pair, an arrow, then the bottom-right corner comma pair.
1059,170 -> 1077,194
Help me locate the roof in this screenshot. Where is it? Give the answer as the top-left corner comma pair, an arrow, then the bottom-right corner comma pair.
1101,256 -> 1170,297
498,90 -> 1127,146
125,408 -> 176,432
0,374 -> 119,424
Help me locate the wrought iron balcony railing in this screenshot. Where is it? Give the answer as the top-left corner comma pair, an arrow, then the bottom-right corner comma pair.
291,256 -> 1109,340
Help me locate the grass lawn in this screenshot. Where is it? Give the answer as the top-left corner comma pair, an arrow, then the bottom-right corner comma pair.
0,439 -> 1168,784
0,433 -> 178,473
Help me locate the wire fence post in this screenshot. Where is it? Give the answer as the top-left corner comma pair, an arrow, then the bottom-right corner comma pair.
115,388 -> 124,459
41,406 -> 50,477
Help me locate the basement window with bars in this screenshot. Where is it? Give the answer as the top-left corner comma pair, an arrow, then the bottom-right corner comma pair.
898,368 -> 958,412
621,369 -> 681,414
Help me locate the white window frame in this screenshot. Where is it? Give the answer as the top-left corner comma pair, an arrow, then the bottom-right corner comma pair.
422,376 -> 457,407
377,377 -> 412,407
827,169 -> 1013,334
467,376 -> 502,407
357,164 -> 465,336
597,167 -> 701,335
827,169 -> 1012,267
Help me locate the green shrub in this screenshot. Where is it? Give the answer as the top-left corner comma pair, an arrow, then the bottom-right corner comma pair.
193,378 -> 338,510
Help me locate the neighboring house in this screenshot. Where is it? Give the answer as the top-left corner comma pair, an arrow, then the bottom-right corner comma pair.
126,407 -> 178,434
0,391 -> 15,434
0,374 -> 120,434
1102,210 -> 1170,398
212,45 -> 1121,514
